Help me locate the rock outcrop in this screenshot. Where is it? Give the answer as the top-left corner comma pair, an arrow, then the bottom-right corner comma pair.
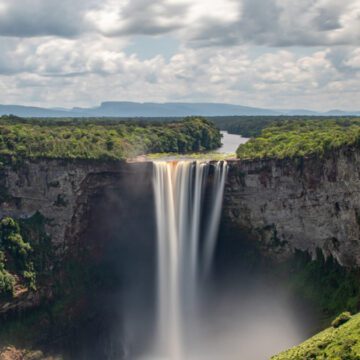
0,158 -> 151,254
224,146 -> 360,267
0,158 -> 153,316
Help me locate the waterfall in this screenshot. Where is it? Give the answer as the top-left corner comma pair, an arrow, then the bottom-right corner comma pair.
203,162 -> 228,277
152,160 -> 228,359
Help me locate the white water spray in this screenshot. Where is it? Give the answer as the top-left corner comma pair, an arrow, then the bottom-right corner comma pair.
152,160 -> 228,359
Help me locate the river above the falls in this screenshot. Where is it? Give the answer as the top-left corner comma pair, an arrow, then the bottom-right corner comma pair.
217,131 -> 249,154
132,131 -> 249,162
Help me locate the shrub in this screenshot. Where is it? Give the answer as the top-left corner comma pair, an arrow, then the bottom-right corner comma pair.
0,216 -> 36,291
0,269 -> 15,297
332,312 -> 352,328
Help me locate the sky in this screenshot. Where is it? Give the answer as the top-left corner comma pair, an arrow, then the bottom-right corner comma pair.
0,0 -> 359,111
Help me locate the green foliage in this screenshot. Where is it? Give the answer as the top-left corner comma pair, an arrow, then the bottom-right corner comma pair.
0,250 -> 15,297
272,313 -> 360,360
19,212 -> 54,276
211,116 -> 281,137
0,270 -> 15,297
0,217 -> 36,293
211,116 -> 360,138
237,118 -> 360,159
0,116 -> 221,160
332,312 -> 352,328
285,250 -> 360,320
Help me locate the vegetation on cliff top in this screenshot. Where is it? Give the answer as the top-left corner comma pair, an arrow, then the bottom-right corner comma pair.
272,312 -> 360,360
212,116 -> 286,137
237,118 -> 360,159
211,116 -> 360,138
0,115 -> 221,160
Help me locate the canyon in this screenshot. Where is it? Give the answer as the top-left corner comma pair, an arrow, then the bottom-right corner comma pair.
1,144 -> 360,357
0,145 -> 359,274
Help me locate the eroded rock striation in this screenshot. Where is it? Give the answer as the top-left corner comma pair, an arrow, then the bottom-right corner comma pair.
0,158 -> 151,253
224,146 -> 360,267
1,149 -> 360,271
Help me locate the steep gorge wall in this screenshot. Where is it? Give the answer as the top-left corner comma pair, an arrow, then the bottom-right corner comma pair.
0,158 -> 153,316
0,158 -> 152,254
225,146 -> 360,267
1,150 -> 360,269
1,148 -> 360,318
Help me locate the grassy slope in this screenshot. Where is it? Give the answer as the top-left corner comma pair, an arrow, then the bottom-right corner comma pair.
272,313 -> 360,360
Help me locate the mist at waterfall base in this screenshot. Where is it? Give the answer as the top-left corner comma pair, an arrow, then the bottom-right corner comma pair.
78,160 -> 318,360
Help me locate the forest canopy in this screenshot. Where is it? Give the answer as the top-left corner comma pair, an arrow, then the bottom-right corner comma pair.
211,116 -> 360,138
237,118 -> 360,159
0,116 -> 221,160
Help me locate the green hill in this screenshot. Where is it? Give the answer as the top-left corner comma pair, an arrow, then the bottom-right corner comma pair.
272,312 -> 360,360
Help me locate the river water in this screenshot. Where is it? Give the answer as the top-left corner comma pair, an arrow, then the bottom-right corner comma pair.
216,131 -> 249,154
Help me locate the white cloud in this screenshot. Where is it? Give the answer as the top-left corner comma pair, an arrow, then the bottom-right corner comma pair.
86,0 -> 188,36
185,0 -> 239,23
0,40 -> 358,110
0,0 -> 359,110
345,49 -> 360,69
0,0 -> 358,47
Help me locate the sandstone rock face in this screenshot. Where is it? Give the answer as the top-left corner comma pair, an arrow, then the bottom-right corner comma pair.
224,147 -> 360,267
0,158 -> 151,254
1,151 -> 360,271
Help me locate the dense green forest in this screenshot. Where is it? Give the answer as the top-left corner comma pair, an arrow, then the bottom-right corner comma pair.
211,116 -> 360,138
24,115 -> 267,137
26,115 -> 358,139
211,116 -> 278,137
3,114 -> 360,161
0,116 -> 221,160
23,114 -> 360,141
236,118 -> 360,159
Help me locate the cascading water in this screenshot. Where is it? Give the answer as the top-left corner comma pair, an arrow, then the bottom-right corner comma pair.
152,160 -> 228,359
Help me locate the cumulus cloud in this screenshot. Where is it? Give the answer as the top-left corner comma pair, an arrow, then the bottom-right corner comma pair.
87,0 -> 188,36
0,0 -> 358,47
185,0 -> 360,47
0,0 -> 98,37
345,49 -> 360,69
0,0 -> 359,110
0,37 -> 358,110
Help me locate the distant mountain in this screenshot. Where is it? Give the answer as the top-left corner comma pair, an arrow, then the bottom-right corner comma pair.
0,102 -> 358,118
85,102 -> 283,117
0,105 -> 73,117
324,109 -> 360,116
275,109 -> 321,116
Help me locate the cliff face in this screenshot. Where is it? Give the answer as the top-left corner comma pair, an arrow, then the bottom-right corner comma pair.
0,158 -> 152,254
0,158 -> 154,316
225,146 -> 360,267
1,148 -> 360,318
1,150 -> 360,269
